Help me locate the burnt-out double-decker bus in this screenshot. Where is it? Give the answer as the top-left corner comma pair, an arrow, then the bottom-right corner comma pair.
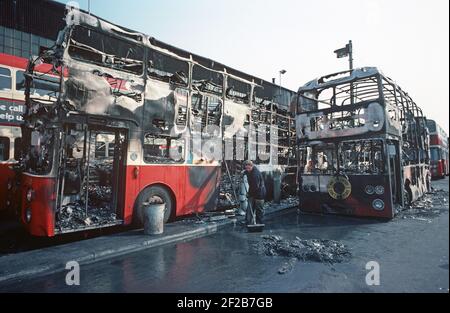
295,67 -> 430,219
18,8 -> 296,237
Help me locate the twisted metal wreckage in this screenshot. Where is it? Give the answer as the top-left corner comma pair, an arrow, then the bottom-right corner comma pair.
295,67 -> 432,218
17,9 -> 297,236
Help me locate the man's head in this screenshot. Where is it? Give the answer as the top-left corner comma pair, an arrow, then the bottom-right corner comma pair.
243,160 -> 254,172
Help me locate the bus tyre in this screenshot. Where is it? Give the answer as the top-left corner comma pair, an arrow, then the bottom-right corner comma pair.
134,186 -> 174,226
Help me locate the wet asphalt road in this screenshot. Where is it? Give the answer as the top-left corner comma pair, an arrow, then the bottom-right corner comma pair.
1,178 -> 448,293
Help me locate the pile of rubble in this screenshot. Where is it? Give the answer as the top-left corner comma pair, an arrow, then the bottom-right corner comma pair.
87,185 -> 112,206
218,173 -> 241,209
56,201 -> 117,231
263,196 -> 299,213
254,235 -> 351,273
396,189 -> 449,221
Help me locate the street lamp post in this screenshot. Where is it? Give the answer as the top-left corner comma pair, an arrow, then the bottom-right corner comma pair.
334,40 -> 354,103
334,40 -> 353,71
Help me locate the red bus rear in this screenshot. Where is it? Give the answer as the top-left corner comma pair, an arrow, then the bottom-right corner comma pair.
427,119 -> 449,179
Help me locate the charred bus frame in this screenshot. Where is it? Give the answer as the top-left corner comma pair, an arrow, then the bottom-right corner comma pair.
295,67 -> 430,219
19,9 -> 296,236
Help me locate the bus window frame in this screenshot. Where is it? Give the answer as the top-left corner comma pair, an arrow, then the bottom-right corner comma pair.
143,134 -> 185,164
0,67 -> 12,91
68,25 -> 145,76
147,48 -> 189,87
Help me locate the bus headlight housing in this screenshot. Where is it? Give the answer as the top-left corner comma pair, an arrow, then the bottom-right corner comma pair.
375,185 -> 385,195
365,185 -> 375,195
25,208 -> 32,223
26,188 -> 35,202
372,199 -> 385,211
302,185 -> 310,192
310,185 -> 317,192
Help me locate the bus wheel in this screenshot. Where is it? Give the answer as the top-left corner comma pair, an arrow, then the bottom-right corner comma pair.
134,186 -> 174,226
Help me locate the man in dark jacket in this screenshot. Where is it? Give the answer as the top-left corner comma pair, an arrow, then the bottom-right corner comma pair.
243,160 -> 266,225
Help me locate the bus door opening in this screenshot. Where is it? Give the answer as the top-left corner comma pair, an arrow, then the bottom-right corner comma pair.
56,123 -> 127,232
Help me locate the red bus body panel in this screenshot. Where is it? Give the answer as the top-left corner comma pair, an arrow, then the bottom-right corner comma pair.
0,163 -> 15,212
21,164 -> 220,236
123,165 -> 221,225
299,175 -> 394,219
21,174 -> 56,237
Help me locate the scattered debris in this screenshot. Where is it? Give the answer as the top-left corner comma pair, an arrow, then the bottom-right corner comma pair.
56,201 -> 117,231
278,257 -> 298,275
396,189 -> 449,221
263,196 -> 299,213
87,186 -> 112,206
180,210 -> 236,225
218,173 -> 241,209
254,235 -> 351,271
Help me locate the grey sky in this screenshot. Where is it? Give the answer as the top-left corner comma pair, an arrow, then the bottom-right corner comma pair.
59,0 -> 449,132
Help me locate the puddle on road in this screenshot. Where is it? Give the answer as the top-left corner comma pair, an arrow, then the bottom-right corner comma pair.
254,235 -> 351,274
396,189 -> 449,222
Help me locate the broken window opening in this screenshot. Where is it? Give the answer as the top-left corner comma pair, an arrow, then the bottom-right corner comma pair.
307,108 -> 367,134
143,135 -> 185,164
175,88 -> 188,129
339,139 -> 385,175
148,49 -> 189,86
301,77 -> 381,111
94,134 -> 115,159
191,93 -> 222,133
300,144 -> 337,175
68,26 -> 144,75
255,125 -> 271,165
226,77 -> 251,104
22,127 -> 55,175
192,65 -> 223,96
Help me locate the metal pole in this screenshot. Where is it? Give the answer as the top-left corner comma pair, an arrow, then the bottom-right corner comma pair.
349,40 -> 353,70
224,160 -> 239,206
279,72 -> 282,96
349,40 -> 354,104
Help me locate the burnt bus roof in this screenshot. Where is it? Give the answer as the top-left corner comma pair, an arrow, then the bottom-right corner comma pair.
65,8 -> 296,108
1,1 -> 295,107
298,67 -> 423,116
298,67 -> 381,93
